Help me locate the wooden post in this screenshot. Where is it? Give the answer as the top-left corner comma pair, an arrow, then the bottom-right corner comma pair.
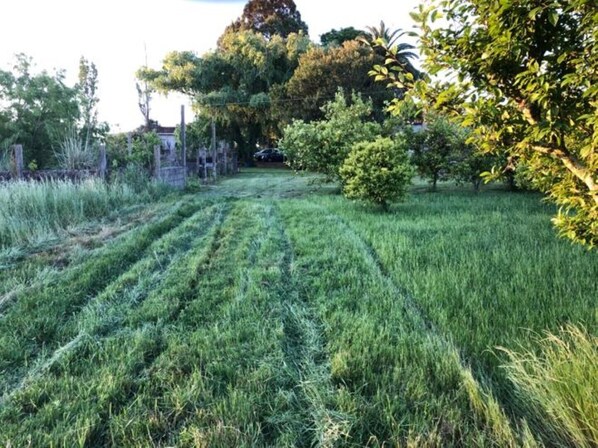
98,145 -> 107,180
11,144 -> 23,179
196,147 -> 200,176
222,143 -> 228,175
202,149 -> 208,183
181,105 -> 187,179
154,145 -> 161,180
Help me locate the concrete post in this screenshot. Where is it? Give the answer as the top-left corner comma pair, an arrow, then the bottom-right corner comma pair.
154,145 -> 161,180
98,145 -> 107,180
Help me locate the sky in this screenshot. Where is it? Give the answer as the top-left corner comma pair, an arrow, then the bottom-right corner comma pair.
0,0 -> 422,132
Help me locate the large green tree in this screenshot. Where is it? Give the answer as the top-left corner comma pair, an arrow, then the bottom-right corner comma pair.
139,31 -> 310,159
276,40 -> 397,123
375,1 -> 597,247
280,90 -> 382,180
320,27 -> 363,47
0,54 -> 80,167
222,0 -> 308,40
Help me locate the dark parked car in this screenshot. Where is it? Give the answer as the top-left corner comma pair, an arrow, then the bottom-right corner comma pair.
253,148 -> 284,162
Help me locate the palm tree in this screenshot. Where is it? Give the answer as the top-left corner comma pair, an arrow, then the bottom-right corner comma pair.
362,20 -> 403,48
359,21 -> 420,78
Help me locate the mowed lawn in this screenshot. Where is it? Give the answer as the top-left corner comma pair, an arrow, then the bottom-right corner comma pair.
0,169 -> 596,447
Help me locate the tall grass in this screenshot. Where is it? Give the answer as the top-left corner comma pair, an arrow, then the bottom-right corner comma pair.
500,325 -> 598,448
54,129 -> 95,169
0,177 -> 165,248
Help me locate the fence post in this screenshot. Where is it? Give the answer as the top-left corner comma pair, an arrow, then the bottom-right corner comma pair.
11,144 -> 24,179
181,105 -> 187,180
154,145 -> 161,180
212,148 -> 218,181
201,149 -> 207,183
222,143 -> 228,175
98,145 -> 107,180
195,147 -> 200,176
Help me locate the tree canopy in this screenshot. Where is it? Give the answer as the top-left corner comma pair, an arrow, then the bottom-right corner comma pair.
278,40 -> 397,123
373,0 -> 597,247
138,31 -> 311,159
0,54 -> 80,167
222,0 -> 308,40
320,27 -> 363,47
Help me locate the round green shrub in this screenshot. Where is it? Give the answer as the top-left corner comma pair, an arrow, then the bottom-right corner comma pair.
339,137 -> 414,210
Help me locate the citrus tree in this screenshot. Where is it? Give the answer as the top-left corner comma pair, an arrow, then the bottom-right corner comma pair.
373,1 -> 598,247
340,136 -> 414,210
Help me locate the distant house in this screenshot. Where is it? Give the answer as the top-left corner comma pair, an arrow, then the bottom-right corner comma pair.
155,126 -> 176,151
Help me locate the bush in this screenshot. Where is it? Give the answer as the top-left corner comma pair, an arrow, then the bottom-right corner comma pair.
54,129 -> 96,170
339,137 -> 413,210
280,90 -> 381,180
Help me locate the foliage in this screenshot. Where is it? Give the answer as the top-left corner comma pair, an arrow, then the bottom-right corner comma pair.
320,27 -> 363,47
139,31 -> 311,160
0,54 -> 80,167
136,80 -> 154,132
77,57 -> 102,147
278,40 -> 394,123
393,0 -> 598,248
105,131 -> 160,169
339,137 -> 413,209
54,128 -> 96,170
176,115 -> 212,151
130,131 -> 161,169
280,90 -> 381,179
222,0 -> 308,39
451,142 -> 498,192
405,115 -> 456,190
500,325 -> 598,447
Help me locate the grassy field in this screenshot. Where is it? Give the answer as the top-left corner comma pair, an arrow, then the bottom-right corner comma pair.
0,169 -> 596,447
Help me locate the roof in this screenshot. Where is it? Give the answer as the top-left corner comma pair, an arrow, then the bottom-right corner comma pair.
155,126 -> 176,135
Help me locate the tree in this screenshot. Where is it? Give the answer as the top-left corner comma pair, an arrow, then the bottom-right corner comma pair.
280,90 -> 381,180
405,115 -> 456,191
340,136 -> 414,210
77,56 -> 99,148
449,127 -> 497,192
0,54 -> 80,167
320,27 -> 363,47
278,40 -> 395,123
136,80 -> 153,132
222,0 -> 308,40
362,21 -> 404,48
401,1 -> 597,247
139,31 -> 311,160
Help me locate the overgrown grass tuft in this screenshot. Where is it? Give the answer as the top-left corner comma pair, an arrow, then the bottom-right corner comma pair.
500,325 -> 598,448
0,177 -> 167,247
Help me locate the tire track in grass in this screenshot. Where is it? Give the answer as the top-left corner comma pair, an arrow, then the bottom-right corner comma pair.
311,203 -> 530,447
0,203 -> 233,446
163,202 -> 341,447
0,203 -> 228,410
277,200 -> 535,447
270,203 -> 351,448
0,200 -> 203,396
106,201 -> 282,446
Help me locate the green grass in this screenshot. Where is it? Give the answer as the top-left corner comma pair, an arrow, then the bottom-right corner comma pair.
0,168 -> 595,447
0,177 -> 168,248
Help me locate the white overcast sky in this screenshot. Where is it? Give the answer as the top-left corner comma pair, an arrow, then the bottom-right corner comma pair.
0,0 -> 422,132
